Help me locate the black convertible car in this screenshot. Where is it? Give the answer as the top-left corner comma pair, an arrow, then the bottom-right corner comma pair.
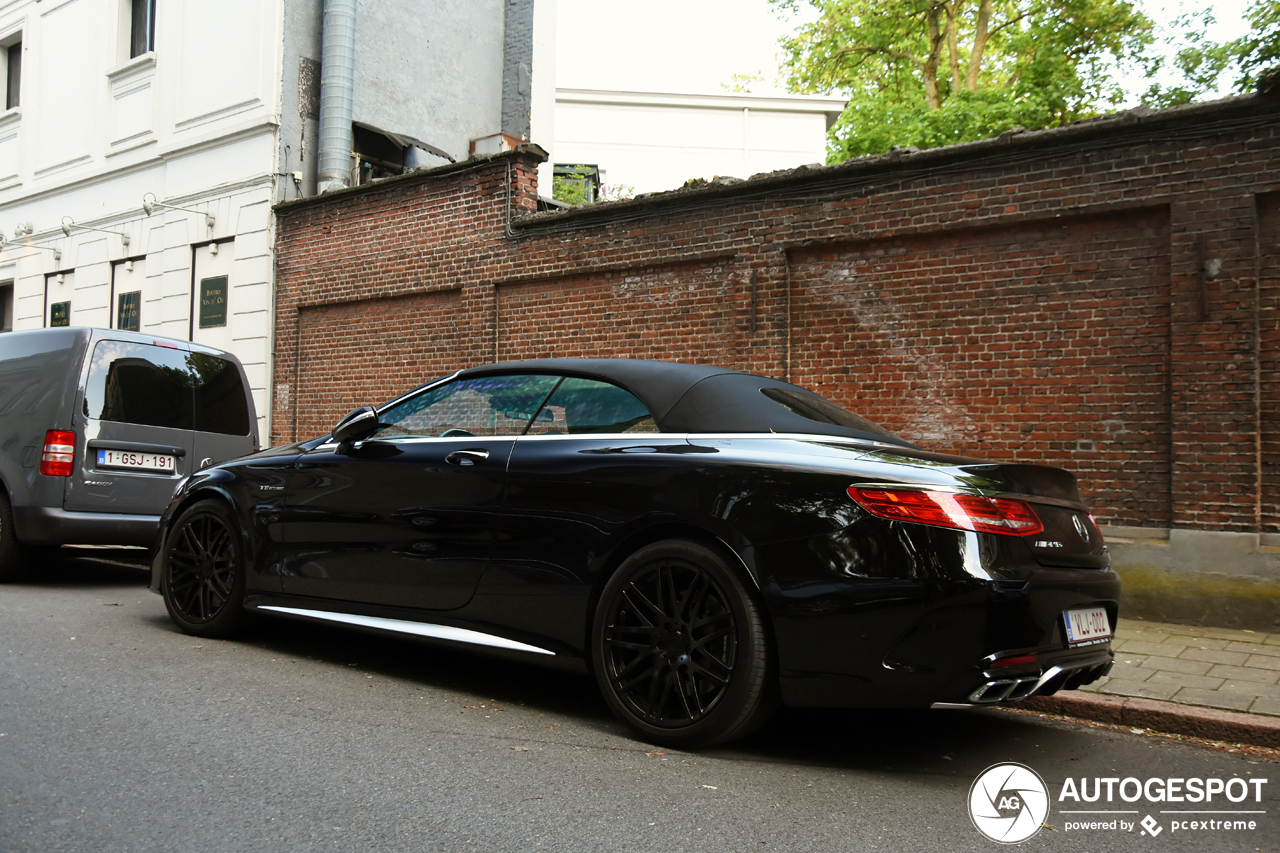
152,358 -> 1118,746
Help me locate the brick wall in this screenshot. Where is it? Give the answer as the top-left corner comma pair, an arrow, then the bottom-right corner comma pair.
274,95 -> 1280,534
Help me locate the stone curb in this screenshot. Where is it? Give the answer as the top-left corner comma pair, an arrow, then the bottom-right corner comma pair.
1022,693 -> 1280,748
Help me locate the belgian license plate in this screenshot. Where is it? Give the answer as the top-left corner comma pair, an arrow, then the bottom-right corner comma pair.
1064,607 -> 1112,645
96,449 -> 176,473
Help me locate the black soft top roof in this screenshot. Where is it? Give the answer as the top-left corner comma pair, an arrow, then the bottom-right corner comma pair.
459,358 -> 913,447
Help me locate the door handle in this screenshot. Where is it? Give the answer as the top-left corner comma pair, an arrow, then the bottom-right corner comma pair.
445,449 -> 490,466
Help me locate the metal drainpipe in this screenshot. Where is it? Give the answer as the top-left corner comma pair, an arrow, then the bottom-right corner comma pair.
318,0 -> 356,193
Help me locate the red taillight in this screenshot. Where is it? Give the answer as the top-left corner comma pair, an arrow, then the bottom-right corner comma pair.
991,654 -> 1038,668
41,430 -> 76,477
847,487 -> 1044,537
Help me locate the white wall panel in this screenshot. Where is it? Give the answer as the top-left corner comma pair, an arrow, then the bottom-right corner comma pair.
36,0 -> 97,174
175,0 -> 267,128
0,113 -> 20,183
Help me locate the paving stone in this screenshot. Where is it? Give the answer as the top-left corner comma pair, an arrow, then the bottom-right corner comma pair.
1199,627 -> 1268,642
1245,654 -> 1280,671
1100,679 -> 1179,701
1248,697 -> 1280,716
1133,655 -> 1212,676
1263,635 -> 1280,647
1170,687 -> 1256,712
1102,666 -> 1150,683
1118,640 -> 1184,656
1178,648 -> 1251,666
1217,681 -> 1280,699
1106,670 -> 1143,688
1205,664 -> 1280,684
1143,672 -> 1226,691
1178,638 -> 1230,651
1113,653 -> 1149,667
1124,620 -> 1199,635
1227,641 -> 1280,657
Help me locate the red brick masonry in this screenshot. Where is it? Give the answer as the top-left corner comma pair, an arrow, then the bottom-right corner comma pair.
273,93 -> 1280,535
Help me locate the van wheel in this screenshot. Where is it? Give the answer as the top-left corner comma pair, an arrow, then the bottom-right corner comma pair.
161,500 -> 250,638
591,539 -> 777,748
0,491 -> 25,582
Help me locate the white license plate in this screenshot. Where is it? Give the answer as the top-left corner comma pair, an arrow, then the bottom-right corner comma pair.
96,449 -> 176,473
1064,607 -> 1112,645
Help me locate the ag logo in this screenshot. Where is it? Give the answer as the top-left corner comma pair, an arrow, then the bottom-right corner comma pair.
969,762 -> 1050,843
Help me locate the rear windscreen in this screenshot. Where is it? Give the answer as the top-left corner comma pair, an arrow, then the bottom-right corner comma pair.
84,341 -> 249,435
84,341 -> 193,429
760,387 -> 898,439
191,352 -> 250,436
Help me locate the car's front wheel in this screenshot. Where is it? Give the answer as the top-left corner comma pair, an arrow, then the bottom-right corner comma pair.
161,499 -> 250,637
591,539 -> 777,747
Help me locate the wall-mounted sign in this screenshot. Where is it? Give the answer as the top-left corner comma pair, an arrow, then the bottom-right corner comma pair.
117,291 -> 140,331
199,275 -> 228,328
49,301 -> 70,327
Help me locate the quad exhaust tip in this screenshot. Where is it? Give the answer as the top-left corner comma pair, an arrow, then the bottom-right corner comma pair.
935,659 -> 1113,709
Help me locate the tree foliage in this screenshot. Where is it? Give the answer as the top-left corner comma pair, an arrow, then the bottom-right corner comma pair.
774,0 -> 1154,160
1141,0 -> 1280,107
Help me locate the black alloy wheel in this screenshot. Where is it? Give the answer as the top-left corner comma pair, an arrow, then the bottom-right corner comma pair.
591,539 -> 776,747
162,499 -> 250,637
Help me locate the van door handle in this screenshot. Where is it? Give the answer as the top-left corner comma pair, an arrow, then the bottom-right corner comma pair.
445,449 -> 490,466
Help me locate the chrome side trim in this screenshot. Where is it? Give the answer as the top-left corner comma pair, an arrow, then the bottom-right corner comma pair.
323,432 -> 898,447
257,606 -> 556,656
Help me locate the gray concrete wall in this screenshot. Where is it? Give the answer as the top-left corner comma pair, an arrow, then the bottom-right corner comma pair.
351,0 -> 505,162
280,0 -> 323,200
1100,525 -> 1280,632
501,0 -> 534,139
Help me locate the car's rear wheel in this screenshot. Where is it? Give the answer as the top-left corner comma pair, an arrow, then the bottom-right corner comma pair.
591,539 -> 777,747
162,499 -> 250,637
0,490 -> 25,582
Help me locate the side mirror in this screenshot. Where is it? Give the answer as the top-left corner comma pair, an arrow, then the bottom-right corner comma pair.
331,406 -> 379,447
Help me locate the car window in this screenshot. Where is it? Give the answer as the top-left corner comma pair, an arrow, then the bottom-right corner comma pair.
373,374 -> 560,438
527,377 -> 659,435
760,387 -> 898,439
190,352 -> 251,436
83,340 -> 194,429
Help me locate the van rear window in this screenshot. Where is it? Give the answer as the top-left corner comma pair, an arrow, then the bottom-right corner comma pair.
84,341 -> 249,436
191,352 -> 250,436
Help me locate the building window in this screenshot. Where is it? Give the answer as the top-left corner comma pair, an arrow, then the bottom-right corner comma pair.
130,0 -> 156,58
3,37 -> 20,110
0,283 -> 12,332
553,164 -> 601,205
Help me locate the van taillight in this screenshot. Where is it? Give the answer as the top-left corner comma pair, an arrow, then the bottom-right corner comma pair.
847,487 -> 1044,536
41,430 -> 76,477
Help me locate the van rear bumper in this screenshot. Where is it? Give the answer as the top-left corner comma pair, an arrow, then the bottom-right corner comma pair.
13,506 -> 160,547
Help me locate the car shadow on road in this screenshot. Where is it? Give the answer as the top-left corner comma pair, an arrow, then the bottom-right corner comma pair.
192,610 -> 1097,773
10,547 -> 151,588
237,613 -> 618,721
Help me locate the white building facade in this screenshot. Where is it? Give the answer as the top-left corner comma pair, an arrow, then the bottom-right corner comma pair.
0,0 -> 556,440
551,89 -> 846,197
0,0 -> 280,433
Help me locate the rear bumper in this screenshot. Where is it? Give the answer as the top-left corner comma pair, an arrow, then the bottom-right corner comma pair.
13,505 -> 160,547
755,520 -> 1122,709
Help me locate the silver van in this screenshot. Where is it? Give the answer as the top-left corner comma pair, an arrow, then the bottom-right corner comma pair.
0,328 -> 259,580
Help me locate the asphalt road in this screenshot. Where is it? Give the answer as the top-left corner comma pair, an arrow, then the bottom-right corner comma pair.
1,550 -> 1276,852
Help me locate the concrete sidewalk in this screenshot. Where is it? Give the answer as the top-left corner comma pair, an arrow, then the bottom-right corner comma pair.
1021,618 -> 1280,748
1084,619 -> 1280,716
